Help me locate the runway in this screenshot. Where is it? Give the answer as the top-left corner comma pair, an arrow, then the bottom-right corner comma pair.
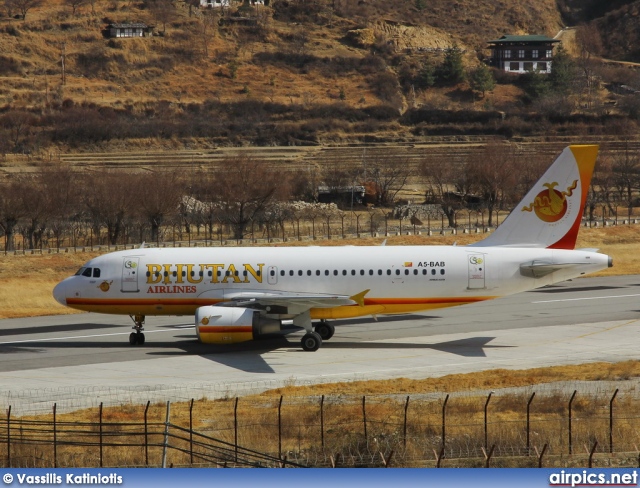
1,275 -> 639,413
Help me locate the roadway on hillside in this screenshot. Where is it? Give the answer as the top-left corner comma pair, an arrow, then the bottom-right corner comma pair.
0,275 -> 639,413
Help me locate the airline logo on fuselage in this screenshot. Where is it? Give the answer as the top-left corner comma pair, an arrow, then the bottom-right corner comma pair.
145,263 -> 264,291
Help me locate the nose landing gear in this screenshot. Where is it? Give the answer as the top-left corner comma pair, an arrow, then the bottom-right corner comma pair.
129,314 -> 146,346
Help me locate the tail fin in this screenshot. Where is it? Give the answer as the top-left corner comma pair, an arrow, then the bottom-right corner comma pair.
470,145 -> 599,249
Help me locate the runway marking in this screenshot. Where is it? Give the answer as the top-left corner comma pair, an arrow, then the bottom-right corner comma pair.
0,327 -> 193,346
532,293 -> 640,304
576,319 -> 639,339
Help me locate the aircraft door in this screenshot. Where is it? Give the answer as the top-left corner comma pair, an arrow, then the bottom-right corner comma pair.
467,253 -> 486,289
121,257 -> 140,292
267,266 -> 278,285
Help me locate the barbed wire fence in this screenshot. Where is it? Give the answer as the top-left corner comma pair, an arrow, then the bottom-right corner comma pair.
2,380 -> 640,468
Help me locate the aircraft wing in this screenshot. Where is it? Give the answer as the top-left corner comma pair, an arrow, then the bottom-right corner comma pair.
200,289 -> 359,315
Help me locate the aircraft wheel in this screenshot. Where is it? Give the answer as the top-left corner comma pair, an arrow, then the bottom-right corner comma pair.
315,322 -> 335,340
137,332 -> 145,345
129,332 -> 138,346
301,331 -> 322,352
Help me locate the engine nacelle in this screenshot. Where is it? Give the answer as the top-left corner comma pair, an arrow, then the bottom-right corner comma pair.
195,306 -> 281,344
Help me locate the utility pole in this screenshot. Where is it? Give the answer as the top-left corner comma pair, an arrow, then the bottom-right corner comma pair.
61,43 -> 66,86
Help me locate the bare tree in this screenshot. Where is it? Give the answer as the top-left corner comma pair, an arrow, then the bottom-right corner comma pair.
83,171 -> 136,245
612,141 -> 640,221
211,157 -> 289,240
132,171 -> 183,244
0,178 -> 24,251
575,23 -> 603,110
4,0 -> 43,20
367,152 -> 412,207
64,0 -> 86,16
421,155 -> 470,228
146,0 -> 177,35
0,110 -> 37,152
466,142 -> 518,227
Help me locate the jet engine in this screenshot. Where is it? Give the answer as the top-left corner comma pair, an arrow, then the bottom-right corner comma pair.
195,306 -> 281,344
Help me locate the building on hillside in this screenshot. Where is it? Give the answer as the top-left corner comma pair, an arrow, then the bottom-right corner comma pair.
487,35 -> 560,74
106,23 -> 151,38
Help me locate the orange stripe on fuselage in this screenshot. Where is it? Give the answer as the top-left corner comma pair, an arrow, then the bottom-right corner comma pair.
64,296 -> 497,319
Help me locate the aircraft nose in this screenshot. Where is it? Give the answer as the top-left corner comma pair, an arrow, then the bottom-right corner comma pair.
53,280 -> 68,306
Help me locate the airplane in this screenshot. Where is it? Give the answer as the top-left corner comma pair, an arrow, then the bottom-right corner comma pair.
53,145 -> 612,351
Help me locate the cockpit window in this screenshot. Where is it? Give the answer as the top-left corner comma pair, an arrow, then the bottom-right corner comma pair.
75,267 -> 86,276
82,268 -> 93,277
93,268 -> 101,278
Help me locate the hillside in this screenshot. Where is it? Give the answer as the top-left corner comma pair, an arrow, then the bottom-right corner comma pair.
0,0 -> 637,153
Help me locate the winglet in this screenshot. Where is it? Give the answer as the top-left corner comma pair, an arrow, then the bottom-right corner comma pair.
470,145 -> 598,249
350,289 -> 370,307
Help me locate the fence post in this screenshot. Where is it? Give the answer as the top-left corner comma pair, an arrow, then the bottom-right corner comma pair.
482,444 -> 495,468
568,390 -> 577,455
403,396 -> 410,450
99,402 -> 103,468
535,443 -> 548,468
320,395 -> 325,450
189,399 -> 194,465
484,392 -> 492,450
527,392 -> 536,456
144,401 -> 150,466
162,401 -> 170,469
433,446 -> 445,468
6,406 -> 10,467
610,389 -> 618,454
234,397 -> 238,464
53,403 -> 57,468
589,440 -> 598,468
441,394 -> 449,455
278,395 -> 283,460
362,396 -> 367,440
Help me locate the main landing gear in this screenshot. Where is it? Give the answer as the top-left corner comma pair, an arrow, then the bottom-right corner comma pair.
300,320 -> 336,352
129,314 -> 146,346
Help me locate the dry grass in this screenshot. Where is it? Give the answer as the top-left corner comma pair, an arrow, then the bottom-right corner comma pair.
5,360 -> 639,467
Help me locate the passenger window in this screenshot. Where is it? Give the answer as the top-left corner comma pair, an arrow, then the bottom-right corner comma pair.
334,270 -> 338,276
93,268 -> 101,278
298,270 -> 303,276
422,269 -> 427,275
325,270 -> 329,276
360,270 -> 365,276
163,271 -> 169,277
289,270 -> 294,276
342,270 -> 347,276
396,270 -> 401,276
270,270 -> 275,277
440,269 -> 445,275
82,268 -> 92,277
200,271 -> 204,277
378,270 -> 382,275
404,269 -> 409,275
173,271 -> 177,277
351,270 -> 356,276
217,271 -> 221,277
146,271 -> 151,277
316,270 -> 320,276
234,270 -> 239,277
369,270 -> 373,275
413,269 -> 418,275
431,269 -> 436,275
307,270 -> 312,276
387,270 -> 391,275
182,271 -> 186,277
208,270 -> 212,277
280,270 -> 285,276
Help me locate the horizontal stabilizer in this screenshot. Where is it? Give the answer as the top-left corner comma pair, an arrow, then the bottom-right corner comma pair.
520,260 -> 591,278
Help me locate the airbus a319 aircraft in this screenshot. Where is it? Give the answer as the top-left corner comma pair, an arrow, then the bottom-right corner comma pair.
53,145 -> 612,351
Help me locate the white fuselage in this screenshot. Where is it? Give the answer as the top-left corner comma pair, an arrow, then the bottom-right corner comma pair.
53,245 -> 611,320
